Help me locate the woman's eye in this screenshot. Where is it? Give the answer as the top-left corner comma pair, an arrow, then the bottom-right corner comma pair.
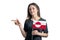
33,8 -> 34,10
29,8 -> 31,11
29,8 -> 31,10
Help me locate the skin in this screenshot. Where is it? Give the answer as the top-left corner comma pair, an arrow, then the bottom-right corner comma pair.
11,5 -> 48,38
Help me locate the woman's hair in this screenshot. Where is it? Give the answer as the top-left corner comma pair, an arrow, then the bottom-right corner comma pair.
27,3 -> 40,19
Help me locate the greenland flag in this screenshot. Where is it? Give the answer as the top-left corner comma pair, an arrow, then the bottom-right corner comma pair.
32,21 -> 47,30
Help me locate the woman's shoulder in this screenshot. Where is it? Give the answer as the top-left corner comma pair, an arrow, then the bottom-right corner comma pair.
25,18 -> 31,23
40,17 -> 46,21
39,18 -> 47,24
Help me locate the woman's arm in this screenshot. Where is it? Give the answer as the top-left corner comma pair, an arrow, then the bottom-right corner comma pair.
11,19 -> 27,38
32,30 -> 48,37
37,31 -> 48,37
18,24 -> 27,38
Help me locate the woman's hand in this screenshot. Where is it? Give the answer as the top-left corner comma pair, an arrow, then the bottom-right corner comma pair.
32,30 -> 39,35
32,30 -> 48,37
11,19 -> 22,26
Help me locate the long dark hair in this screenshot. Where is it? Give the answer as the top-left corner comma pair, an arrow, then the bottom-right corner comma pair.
27,3 -> 40,19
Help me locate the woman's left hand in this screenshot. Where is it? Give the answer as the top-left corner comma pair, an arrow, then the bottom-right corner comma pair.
32,30 -> 39,35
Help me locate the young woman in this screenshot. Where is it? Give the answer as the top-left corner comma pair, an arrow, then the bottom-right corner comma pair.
12,3 -> 48,40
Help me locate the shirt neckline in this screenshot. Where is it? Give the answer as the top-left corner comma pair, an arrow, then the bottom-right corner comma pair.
30,17 -> 42,22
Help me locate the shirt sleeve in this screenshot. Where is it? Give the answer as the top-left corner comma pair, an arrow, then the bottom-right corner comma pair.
43,23 -> 48,33
24,20 -> 28,32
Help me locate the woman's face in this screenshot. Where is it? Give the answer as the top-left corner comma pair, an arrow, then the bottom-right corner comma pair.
29,5 -> 38,16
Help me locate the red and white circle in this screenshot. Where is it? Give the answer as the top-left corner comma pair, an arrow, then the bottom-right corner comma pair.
32,21 -> 46,30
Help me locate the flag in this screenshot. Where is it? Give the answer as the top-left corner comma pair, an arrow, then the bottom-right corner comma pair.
32,21 -> 46,30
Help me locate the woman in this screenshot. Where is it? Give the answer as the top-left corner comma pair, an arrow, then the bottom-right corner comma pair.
12,3 -> 48,40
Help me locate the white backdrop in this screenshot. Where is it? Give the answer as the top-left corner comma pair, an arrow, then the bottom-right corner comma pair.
0,0 -> 60,40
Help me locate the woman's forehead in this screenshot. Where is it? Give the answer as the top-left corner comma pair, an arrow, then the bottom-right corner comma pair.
29,5 -> 36,8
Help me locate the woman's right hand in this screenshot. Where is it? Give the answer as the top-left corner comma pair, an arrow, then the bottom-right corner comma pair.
11,19 -> 21,26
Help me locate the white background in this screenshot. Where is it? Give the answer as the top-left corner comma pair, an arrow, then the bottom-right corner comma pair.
0,0 -> 60,40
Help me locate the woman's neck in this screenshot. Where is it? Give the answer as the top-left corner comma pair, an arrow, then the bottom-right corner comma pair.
32,15 -> 41,21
